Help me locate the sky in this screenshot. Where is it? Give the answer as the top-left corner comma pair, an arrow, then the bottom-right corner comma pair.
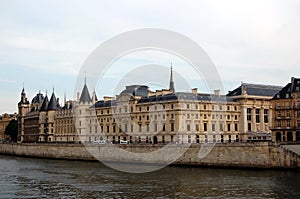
0,0 -> 300,113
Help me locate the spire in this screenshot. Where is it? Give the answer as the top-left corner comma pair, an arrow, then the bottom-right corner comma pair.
47,92 -> 58,110
169,63 -> 175,93
40,95 -> 49,111
79,77 -> 91,103
92,89 -> 98,103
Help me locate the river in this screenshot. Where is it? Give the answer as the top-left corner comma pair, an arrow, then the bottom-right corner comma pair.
0,155 -> 299,198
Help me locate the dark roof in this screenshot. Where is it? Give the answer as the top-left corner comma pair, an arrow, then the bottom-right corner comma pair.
40,95 -> 49,111
31,93 -> 44,104
94,92 -> 232,108
47,92 -> 58,110
79,84 -> 91,103
273,77 -> 300,99
227,83 -> 282,97
120,85 -> 149,97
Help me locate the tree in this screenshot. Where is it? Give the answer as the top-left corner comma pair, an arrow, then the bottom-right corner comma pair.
5,119 -> 18,142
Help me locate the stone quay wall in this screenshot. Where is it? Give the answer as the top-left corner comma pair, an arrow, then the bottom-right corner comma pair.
0,142 -> 299,169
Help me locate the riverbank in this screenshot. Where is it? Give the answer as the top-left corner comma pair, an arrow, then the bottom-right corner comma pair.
0,142 -> 299,169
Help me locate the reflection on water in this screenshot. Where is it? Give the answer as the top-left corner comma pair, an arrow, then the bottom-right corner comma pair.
0,155 -> 299,198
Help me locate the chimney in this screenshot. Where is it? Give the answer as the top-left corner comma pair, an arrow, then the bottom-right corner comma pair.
192,88 -> 198,95
214,89 -> 220,96
77,92 -> 80,102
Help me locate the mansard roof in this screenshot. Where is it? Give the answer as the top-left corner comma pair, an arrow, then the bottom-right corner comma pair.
40,95 -> 49,111
47,92 -> 58,110
94,92 -> 234,108
273,77 -> 300,99
227,83 -> 282,97
79,84 -> 91,103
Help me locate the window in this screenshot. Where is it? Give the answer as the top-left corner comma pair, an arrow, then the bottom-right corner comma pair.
227,123 -> 231,131
195,114 -> 198,119
204,114 -> 207,119
286,110 -> 290,117
139,124 -> 142,132
171,104 -> 174,109
219,105 -> 222,110
204,123 -> 207,131
107,126 -> 110,133
204,104 -> 207,110
113,125 -> 116,133
286,102 -> 290,108
247,108 -> 251,121
195,104 -> 198,109
195,124 -> 199,131
154,123 -> 157,132
227,106 -> 230,111
264,109 -> 268,123
298,111 -> 300,118
235,123 -> 238,131
146,124 -> 149,132
171,123 -> 174,131
212,105 -> 214,110
277,121 -> 281,128
212,114 -> 215,120
187,104 -> 190,109
212,123 -> 215,131
187,114 -> 190,119
256,109 -> 260,123
287,121 -> 290,127
298,120 -> 300,128
187,124 -> 190,131
131,124 -> 133,132
227,115 -> 230,120
277,111 -> 281,117
248,123 -> 251,131
219,123 -> 223,131
162,124 -> 166,131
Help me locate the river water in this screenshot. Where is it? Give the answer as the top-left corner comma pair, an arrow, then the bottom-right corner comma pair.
0,155 -> 299,199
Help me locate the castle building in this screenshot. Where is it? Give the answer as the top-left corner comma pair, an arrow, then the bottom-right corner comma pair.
271,77 -> 300,142
18,67 -> 287,144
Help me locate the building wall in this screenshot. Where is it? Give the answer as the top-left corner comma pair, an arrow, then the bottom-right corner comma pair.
0,143 -> 298,169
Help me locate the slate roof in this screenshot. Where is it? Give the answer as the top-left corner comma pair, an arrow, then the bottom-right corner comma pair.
273,77 -> 300,99
40,95 -> 49,111
47,92 -> 58,110
94,92 -> 233,108
227,83 -> 282,97
31,93 -> 44,104
79,84 -> 91,103
120,85 -> 149,97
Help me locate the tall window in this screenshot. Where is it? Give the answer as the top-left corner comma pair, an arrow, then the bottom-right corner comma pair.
277,121 -> 281,128
204,123 -> 207,131
212,123 -> 215,131
235,123 -> 238,131
195,124 -> 199,131
154,123 -> 158,132
264,109 -> 268,123
286,110 -> 290,117
256,109 -> 260,123
219,123 -> 223,131
247,108 -> 251,121
248,123 -> 251,131
146,124 -> 149,132
227,123 -> 231,131
187,124 -> 190,131
139,124 -> 142,132
171,123 -> 174,131
287,121 -> 290,127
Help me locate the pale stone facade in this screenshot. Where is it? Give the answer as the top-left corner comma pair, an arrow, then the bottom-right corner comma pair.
18,68 -> 284,144
0,113 -> 17,141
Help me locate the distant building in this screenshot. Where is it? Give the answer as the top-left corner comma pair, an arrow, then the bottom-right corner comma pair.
271,77 -> 300,142
0,113 -> 17,141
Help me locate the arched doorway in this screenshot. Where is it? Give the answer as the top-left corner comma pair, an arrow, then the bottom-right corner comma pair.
276,132 -> 281,142
153,136 -> 158,144
287,132 -> 293,142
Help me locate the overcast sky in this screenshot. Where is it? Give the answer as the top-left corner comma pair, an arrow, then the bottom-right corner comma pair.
1,0 -> 300,113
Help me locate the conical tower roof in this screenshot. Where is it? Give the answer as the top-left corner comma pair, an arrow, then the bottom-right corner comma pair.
47,92 -> 58,110
40,95 -> 49,111
79,84 -> 91,103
